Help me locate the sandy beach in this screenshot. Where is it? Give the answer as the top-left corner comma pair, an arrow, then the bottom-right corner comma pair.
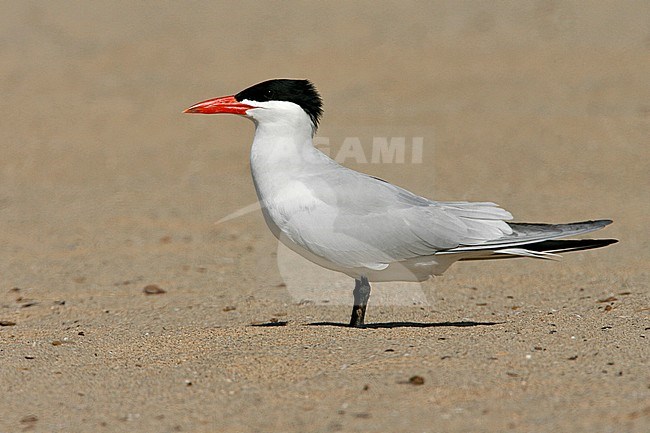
1,1 -> 648,432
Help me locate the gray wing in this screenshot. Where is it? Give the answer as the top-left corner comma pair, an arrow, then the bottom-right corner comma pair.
272,165 -> 514,269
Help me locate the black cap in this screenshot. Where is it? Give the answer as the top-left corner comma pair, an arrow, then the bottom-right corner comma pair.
235,79 -> 323,129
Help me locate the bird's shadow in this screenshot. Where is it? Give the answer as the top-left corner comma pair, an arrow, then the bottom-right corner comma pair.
307,320 -> 503,329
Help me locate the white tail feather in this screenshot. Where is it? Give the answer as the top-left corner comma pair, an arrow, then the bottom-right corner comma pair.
494,248 -> 561,260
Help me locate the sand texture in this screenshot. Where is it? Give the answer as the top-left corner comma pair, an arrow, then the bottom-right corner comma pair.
1,2 -> 648,432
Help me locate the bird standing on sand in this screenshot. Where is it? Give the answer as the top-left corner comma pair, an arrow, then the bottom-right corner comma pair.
184,79 -> 617,327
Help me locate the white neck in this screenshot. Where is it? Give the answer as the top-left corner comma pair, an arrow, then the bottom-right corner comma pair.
246,102 -> 329,203
250,114 -> 315,167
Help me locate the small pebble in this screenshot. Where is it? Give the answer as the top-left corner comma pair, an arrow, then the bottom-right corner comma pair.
20,415 -> 38,424
409,375 -> 425,385
143,285 -> 166,295
20,301 -> 38,308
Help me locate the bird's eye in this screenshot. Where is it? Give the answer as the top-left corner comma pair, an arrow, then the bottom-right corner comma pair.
265,89 -> 274,99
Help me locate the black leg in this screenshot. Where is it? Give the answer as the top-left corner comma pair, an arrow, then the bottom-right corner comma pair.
349,276 -> 371,328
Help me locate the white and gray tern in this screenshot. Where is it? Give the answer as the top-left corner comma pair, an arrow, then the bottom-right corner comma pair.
185,79 -> 617,327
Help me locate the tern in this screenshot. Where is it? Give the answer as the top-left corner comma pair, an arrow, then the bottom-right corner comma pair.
184,79 -> 617,327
